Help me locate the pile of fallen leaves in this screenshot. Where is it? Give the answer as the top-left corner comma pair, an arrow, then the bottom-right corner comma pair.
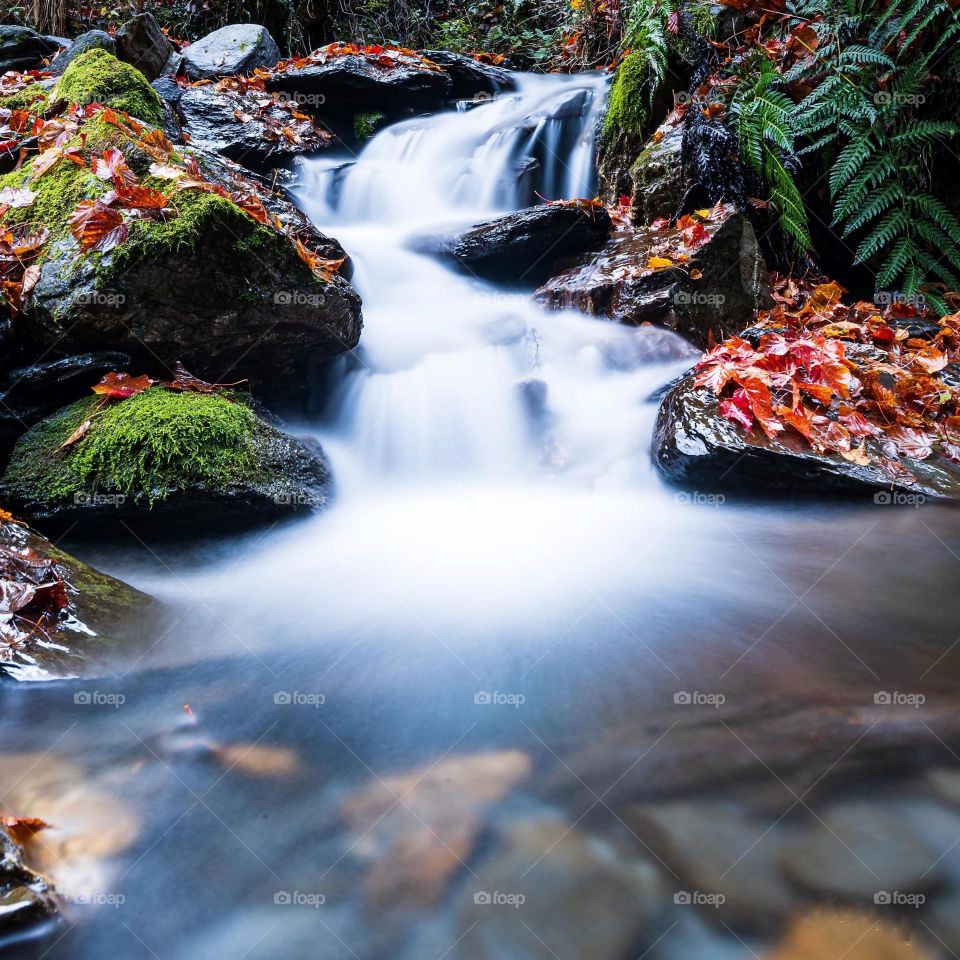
0,96 -> 344,314
0,70 -> 54,163
188,75 -> 333,153
270,42 -> 443,75
695,278 -> 960,480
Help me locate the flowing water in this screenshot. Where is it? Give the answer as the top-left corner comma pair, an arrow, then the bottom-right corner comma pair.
6,72 -> 960,959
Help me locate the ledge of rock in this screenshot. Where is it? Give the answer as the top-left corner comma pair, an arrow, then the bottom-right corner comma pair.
0,25 -> 59,73
536,205 -> 771,348
0,389 -> 332,538
182,23 -> 281,81
449,202 -> 612,285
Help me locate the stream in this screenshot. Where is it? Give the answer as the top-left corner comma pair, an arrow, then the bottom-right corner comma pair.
5,71 -> 960,959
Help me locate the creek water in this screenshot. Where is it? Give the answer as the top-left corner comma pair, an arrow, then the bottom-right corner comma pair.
5,72 -> 960,959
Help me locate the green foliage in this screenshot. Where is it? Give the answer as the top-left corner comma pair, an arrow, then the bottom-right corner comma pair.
623,0 -> 672,90
602,51 -> 653,141
0,82 -> 49,113
789,0 -> 960,300
3,390 -> 261,506
728,55 -> 811,250
54,49 -> 164,126
353,111 -> 385,141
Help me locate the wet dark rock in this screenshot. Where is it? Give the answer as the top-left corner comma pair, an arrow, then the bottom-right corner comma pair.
151,75 -> 184,108
452,815 -> 664,960
780,802 -> 943,900
0,352 -> 132,470
47,30 -> 115,75
449,204 -> 612,285
0,821 -> 58,935
630,115 -> 685,224
182,23 -> 281,81
623,802 -> 795,932
0,25 -> 59,73
115,13 -> 175,82
422,50 -> 515,98
0,519 -> 152,680
654,372 -> 960,499
267,52 -> 454,116
177,85 -> 333,167
536,210 -> 771,349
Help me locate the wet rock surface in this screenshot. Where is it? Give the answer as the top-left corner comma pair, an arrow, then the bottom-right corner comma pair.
0,821 -> 58,937
182,23 -> 281,81
47,29 -> 115,74
536,209 -> 771,348
630,115 -> 686,224
449,203 -> 612,285
421,50 -> 515,98
114,13 -> 175,82
0,25 -> 59,73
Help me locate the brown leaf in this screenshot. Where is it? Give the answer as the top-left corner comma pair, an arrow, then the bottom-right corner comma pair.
68,201 -> 128,253
2,816 -> 50,844
57,418 -> 92,451
92,372 -> 154,400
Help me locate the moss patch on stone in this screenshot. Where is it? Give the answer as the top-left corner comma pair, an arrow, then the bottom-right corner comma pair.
0,157 -> 102,240
602,51 -> 650,142
54,48 -> 163,126
353,112 -> 385,141
0,82 -> 50,113
2,389 -> 266,506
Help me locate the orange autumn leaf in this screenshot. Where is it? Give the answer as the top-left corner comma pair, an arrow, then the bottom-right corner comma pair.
2,816 -> 50,843
92,372 -> 154,400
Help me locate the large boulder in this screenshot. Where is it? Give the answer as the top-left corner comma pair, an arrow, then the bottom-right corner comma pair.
448,202 -> 612,285
536,205 -> 771,348
266,43 -> 454,116
0,388 -> 332,537
0,26 -> 58,73
182,23 -> 281,81
115,13 -> 175,82
177,83 -> 333,167
0,518 -> 152,680
629,112 -> 686,224
421,49 -> 515,98
47,29 -> 115,75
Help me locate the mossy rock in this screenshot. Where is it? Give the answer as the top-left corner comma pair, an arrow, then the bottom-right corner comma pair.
0,519 -> 153,680
0,388 -> 332,537
0,81 -> 51,113
52,48 -> 164,125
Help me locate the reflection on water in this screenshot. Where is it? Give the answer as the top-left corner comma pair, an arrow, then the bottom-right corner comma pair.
5,70 -> 960,960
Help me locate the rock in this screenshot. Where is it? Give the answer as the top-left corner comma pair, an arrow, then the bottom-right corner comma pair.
115,13 -> 175,82
0,25 -> 59,73
779,802 -> 942,901
47,29 -> 115,75
0,519 -> 152,679
654,371 -> 960,498
630,114 -> 686,224
763,908 -> 934,960
536,208 -> 771,349
451,815 -> 664,960
177,84 -> 333,168
422,50 -> 515,98
449,203 -> 612,285
0,389 -> 333,537
266,44 -> 454,116
182,23 -> 281,81
152,75 -> 185,108
0,821 -> 58,938
340,750 -> 531,909
0,353 -> 132,470
623,802 -> 795,933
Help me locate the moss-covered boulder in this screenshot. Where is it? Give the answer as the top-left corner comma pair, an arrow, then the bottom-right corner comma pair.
0,518 -> 153,680
52,47 -> 164,125
0,388 -> 332,536
0,53 -> 361,404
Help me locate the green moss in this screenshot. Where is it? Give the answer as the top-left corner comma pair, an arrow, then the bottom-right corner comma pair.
0,158 -> 102,239
602,51 -> 650,142
3,389 -> 264,506
0,83 -> 50,113
353,112 -> 385,141
54,49 -> 164,126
